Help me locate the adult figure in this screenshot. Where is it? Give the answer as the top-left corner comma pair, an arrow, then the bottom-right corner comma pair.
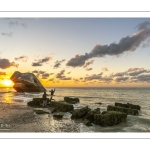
49,88 -> 55,101
42,91 -> 48,106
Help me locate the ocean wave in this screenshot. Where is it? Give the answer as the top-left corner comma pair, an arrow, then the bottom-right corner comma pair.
55,95 -> 101,99
13,96 -> 33,101
24,92 -> 43,97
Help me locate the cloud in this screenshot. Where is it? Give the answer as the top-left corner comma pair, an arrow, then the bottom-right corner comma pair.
128,68 -> 149,76
56,70 -> 72,80
8,20 -> 27,29
86,68 -> 93,71
32,62 -> 42,66
83,60 -> 94,68
1,32 -> 13,37
32,57 -> 52,66
31,70 -> 51,79
32,70 -> 39,74
85,73 -> 103,81
0,58 -> 19,69
42,73 -> 50,79
114,72 -> 127,77
0,72 -> 6,75
127,68 -> 142,72
66,21 -> 150,67
8,21 -> 18,28
54,59 -> 66,68
15,55 -> 28,62
133,74 -> 150,82
102,67 -> 108,71
142,38 -> 150,48
115,77 -> 129,82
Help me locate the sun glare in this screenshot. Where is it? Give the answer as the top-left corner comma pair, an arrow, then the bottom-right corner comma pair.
2,79 -> 13,87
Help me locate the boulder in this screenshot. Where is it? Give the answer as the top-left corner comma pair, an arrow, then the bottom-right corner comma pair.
71,106 -> 91,119
115,102 -> 141,110
94,111 -> 127,127
27,98 -> 49,107
64,97 -> 80,104
84,108 -> 101,123
10,71 -> 46,92
107,105 -> 139,115
34,109 -> 49,114
49,101 -> 73,112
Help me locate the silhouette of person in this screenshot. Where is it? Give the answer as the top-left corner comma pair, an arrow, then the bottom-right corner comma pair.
42,91 -> 48,106
49,88 -> 55,101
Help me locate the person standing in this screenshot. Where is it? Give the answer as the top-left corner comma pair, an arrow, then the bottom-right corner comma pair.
49,88 -> 55,101
42,91 -> 48,106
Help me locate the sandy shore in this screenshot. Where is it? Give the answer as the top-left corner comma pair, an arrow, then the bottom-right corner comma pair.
0,102 -> 79,132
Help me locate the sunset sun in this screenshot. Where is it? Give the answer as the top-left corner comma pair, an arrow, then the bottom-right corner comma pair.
2,79 -> 13,87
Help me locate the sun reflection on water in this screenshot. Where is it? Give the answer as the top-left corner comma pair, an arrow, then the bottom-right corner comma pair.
2,93 -> 13,103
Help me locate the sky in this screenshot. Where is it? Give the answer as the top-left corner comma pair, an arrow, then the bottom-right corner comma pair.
0,18 -> 150,87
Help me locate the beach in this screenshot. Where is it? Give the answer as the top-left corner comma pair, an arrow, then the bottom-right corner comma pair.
0,102 -> 79,132
0,87 -> 150,132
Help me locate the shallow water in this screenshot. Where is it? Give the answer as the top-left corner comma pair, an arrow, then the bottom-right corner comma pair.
0,87 -> 150,132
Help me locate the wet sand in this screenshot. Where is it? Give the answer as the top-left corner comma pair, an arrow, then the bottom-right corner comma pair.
0,102 -> 79,132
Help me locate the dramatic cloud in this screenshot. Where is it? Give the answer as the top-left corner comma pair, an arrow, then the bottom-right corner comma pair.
128,68 -> 149,76
15,55 -> 28,62
133,74 -> 150,82
0,58 -> 19,69
54,59 -> 66,68
83,60 -> 94,68
86,68 -> 93,71
32,57 -> 52,66
56,70 -> 72,80
1,32 -> 13,37
115,77 -> 129,82
102,67 -> 108,71
66,21 -> 150,67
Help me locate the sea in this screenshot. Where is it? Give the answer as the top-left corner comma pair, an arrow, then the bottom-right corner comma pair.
0,87 -> 150,133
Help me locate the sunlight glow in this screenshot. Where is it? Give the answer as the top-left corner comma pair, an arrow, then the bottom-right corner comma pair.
2,79 -> 13,87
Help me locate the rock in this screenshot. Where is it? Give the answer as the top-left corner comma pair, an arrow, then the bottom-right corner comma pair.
107,105 -> 139,115
84,119 -> 92,126
64,97 -> 80,104
10,71 -> 46,92
27,98 -> 49,107
34,110 -> 49,114
84,108 -> 101,123
115,102 -> 141,110
53,114 -> 63,119
94,111 -> 127,127
95,102 -> 102,105
49,101 -> 74,112
71,106 -> 91,119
